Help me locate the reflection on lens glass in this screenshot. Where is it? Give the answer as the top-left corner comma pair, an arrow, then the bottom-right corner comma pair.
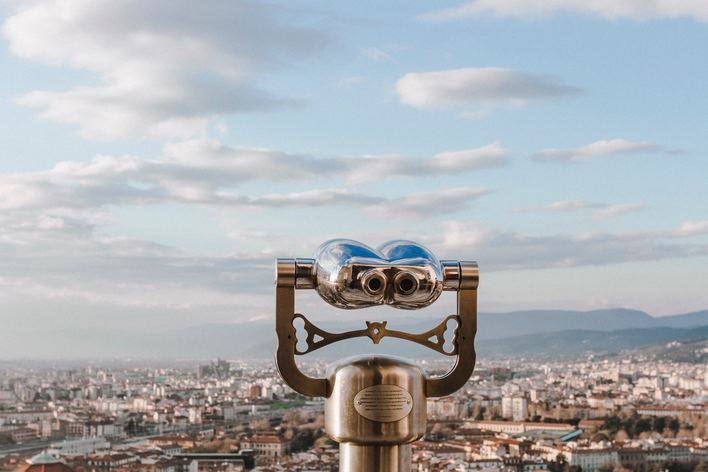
399,277 -> 414,293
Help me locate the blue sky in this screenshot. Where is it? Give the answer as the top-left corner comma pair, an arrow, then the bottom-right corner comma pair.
0,0 -> 707,345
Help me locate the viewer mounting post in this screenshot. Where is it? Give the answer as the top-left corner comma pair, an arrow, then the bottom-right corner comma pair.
275,239 -> 479,472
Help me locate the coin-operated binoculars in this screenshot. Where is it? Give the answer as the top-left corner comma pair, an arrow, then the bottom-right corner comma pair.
275,239 -> 479,472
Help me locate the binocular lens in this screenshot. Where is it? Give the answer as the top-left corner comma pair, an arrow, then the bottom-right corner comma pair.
361,270 -> 386,296
395,272 -> 418,296
368,277 -> 382,292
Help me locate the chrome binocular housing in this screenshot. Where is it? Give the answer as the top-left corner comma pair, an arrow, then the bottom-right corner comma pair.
292,239 -> 464,309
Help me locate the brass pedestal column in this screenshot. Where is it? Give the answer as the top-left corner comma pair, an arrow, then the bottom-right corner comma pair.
339,444 -> 411,472
325,355 -> 425,472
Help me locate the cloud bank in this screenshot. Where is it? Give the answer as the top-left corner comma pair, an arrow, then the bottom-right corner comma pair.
533,139 -> 672,162
0,140 -> 502,245
3,0 -> 326,139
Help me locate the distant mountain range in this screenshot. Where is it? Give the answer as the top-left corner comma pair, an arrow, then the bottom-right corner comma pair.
476,308 -> 708,339
2,308 -> 706,359
477,324 -> 708,358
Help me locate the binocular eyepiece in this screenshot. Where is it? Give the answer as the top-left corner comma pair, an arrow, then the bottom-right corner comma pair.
360,269 -> 388,296
393,270 -> 418,295
348,266 -> 426,307
360,268 -> 419,297
286,239 -> 468,310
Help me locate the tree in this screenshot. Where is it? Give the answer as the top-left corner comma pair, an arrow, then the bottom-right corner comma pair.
291,430 -> 315,452
649,461 -> 692,472
472,404 -> 485,420
614,430 -> 628,442
668,418 -> 680,434
548,453 -> 571,472
597,464 -> 629,472
634,417 -> 651,436
602,416 -> 622,436
653,416 -> 666,433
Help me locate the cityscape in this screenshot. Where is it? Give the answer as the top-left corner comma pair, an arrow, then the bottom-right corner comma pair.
1,349 -> 706,472
2,1 -> 708,472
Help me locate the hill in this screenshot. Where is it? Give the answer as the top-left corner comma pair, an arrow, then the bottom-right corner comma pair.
476,324 -> 708,358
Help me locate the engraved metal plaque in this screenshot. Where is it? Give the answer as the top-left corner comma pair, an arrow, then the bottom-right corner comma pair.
353,384 -> 413,422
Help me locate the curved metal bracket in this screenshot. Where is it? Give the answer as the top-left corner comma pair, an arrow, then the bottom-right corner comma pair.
293,314 -> 460,356
425,261 -> 478,397
275,259 -> 328,397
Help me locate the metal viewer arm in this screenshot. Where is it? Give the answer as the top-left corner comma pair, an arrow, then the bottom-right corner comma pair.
275,259 -> 328,397
425,261 -> 478,397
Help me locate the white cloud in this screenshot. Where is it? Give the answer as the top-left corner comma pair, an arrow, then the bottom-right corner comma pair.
343,143 -> 509,183
395,67 -> 581,111
191,186 -> 491,216
163,140 -> 508,185
0,139 -> 506,214
547,200 -> 603,211
367,187 -> 493,218
533,138 -> 668,162
338,75 -> 365,87
420,0 -> 708,22
517,200 -> 642,220
2,0 -> 325,140
429,144 -> 509,172
0,143 -> 500,242
672,220 -> 708,237
248,189 -> 383,208
360,47 -> 392,62
592,203 -> 643,220
161,139 -> 338,182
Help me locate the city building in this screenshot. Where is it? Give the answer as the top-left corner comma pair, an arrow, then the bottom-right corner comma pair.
502,395 -> 528,421
241,435 -> 291,457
